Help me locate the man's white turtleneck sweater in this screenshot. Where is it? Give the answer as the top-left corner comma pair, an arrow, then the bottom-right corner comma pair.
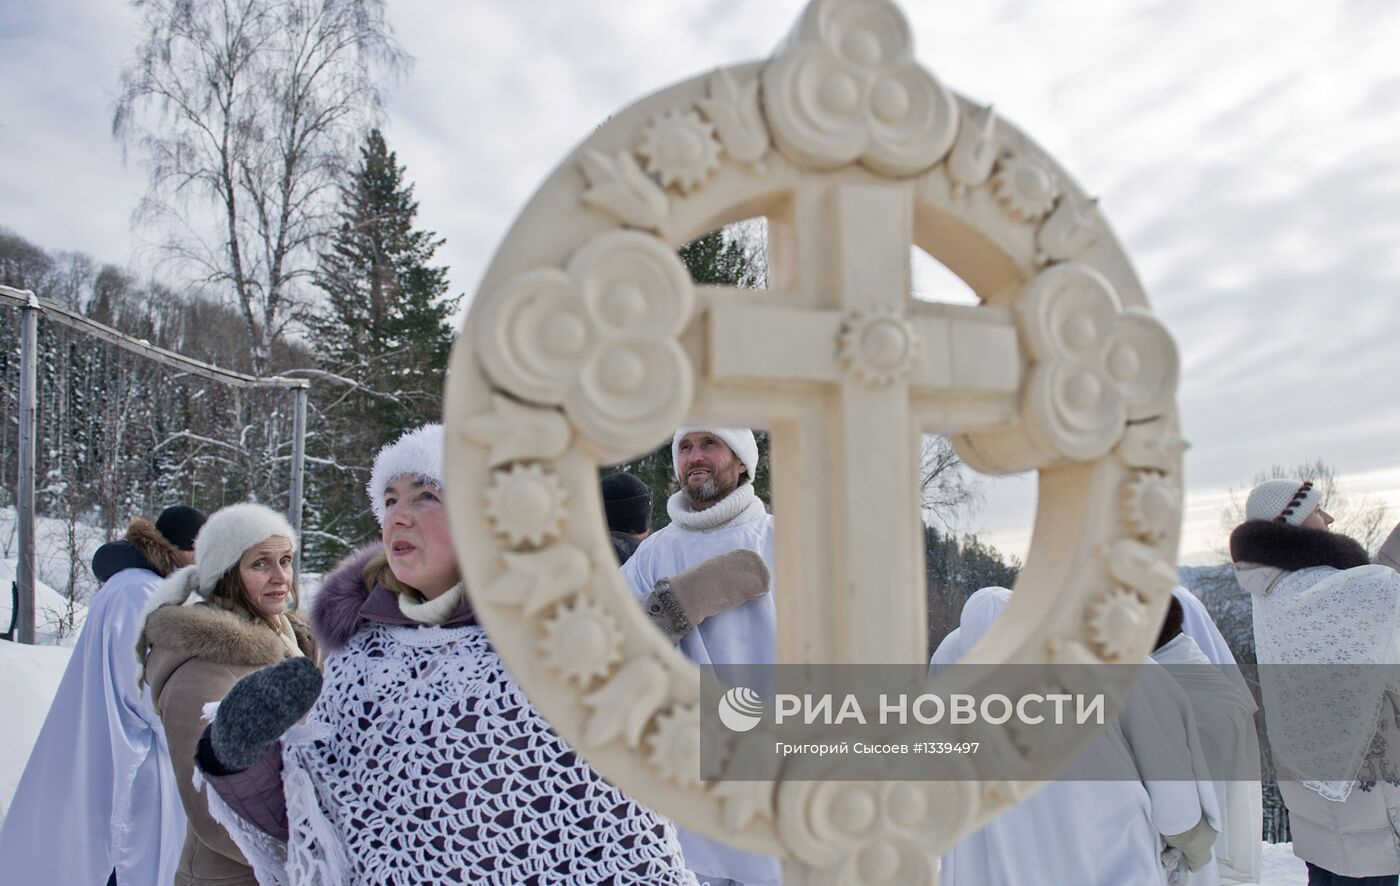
620,482 -> 779,886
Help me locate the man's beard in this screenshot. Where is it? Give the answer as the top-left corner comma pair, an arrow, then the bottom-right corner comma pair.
684,464 -> 740,506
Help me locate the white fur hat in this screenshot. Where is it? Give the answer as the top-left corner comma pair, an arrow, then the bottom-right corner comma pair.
1246,478 -> 1322,526
671,426 -> 759,483
368,424 -> 444,525
136,502 -> 297,649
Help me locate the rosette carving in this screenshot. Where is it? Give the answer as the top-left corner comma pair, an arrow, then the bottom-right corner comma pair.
637,109 -> 721,194
992,153 -> 1059,222
474,230 -> 696,456
541,598 -> 623,686
1086,587 -> 1149,661
1122,471 -> 1179,545
778,775 -> 976,885
483,464 -> 569,549
1018,264 -> 1179,462
838,308 -> 919,386
762,0 -> 957,175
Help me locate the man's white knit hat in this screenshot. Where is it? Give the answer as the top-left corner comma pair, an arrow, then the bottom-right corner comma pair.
671,426 -> 759,483
140,502 -> 296,613
1246,478 -> 1323,526
368,424 -> 444,525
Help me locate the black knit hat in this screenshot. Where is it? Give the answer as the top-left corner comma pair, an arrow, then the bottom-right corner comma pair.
601,473 -> 653,535
156,505 -> 207,552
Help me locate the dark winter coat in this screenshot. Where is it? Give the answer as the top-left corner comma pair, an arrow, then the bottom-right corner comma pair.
92,516 -> 187,582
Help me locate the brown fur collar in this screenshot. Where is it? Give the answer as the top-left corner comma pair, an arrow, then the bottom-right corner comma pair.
1230,520 -> 1371,572
126,517 -> 187,578
143,602 -> 316,667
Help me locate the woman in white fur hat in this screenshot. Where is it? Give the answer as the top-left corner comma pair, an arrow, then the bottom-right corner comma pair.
136,502 -> 317,886
189,424 -> 761,884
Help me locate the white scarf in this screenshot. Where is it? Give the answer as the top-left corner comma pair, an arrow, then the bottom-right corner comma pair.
666,483 -> 766,532
396,583 -> 466,626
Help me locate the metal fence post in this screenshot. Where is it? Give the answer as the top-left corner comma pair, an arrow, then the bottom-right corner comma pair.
289,385 -> 308,579
16,291 -> 39,644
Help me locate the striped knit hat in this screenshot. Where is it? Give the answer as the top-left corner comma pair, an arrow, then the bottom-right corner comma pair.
1246,479 -> 1323,526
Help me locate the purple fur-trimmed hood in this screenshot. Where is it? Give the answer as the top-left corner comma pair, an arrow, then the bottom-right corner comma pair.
311,544 -> 476,652
311,544 -> 383,652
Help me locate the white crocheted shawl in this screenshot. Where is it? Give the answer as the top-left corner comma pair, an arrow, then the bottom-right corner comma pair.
209,621 -> 697,884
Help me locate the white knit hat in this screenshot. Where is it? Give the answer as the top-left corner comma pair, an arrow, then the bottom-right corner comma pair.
138,502 -> 297,614
671,426 -> 759,483
368,424 -> 444,525
1246,478 -> 1323,526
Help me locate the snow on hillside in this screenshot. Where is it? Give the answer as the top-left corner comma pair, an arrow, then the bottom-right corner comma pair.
0,506 -> 105,643
0,557 -> 86,644
0,638 -> 72,823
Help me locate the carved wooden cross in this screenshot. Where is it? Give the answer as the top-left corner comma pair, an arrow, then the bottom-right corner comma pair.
699,181 -> 1021,664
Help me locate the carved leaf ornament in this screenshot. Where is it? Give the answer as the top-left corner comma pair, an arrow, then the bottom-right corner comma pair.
444,0 -> 1185,881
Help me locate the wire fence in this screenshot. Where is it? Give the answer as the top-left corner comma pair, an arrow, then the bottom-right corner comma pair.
1,285 -> 307,643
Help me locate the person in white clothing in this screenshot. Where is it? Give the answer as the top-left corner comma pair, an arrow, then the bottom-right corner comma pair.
0,506 -> 203,886
1153,596 -> 1262,885
932,587 -> 1221,886
1232,478 -> 1400,886
622,426 -> 780,886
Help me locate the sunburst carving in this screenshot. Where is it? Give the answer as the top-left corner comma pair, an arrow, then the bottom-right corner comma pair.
483,464 -> 569,548
540,598 -> 624,686
646,704 -> 702,788
1086,587 -> 1149,661
637,109 -> 722,194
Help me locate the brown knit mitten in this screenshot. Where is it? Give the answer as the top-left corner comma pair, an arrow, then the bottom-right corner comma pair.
1162,814 -> 1217,872
640,550 -> 770,643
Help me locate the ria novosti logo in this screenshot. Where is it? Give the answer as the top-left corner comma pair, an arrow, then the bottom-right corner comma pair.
717,686 -> 765,733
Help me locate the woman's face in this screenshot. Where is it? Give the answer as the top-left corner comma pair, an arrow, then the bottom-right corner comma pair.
381,476 -> 460,598
238,536 -> 294,617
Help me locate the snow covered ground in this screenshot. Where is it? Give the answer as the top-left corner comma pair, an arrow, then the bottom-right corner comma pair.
0,638 -> 72,822
1260,841 -> 1308,883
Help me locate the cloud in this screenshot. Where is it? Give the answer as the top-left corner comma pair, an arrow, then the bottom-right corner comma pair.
3,0 -> 1398,562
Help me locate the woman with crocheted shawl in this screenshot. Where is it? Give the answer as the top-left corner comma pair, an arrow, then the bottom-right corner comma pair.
193,425 -> 704,884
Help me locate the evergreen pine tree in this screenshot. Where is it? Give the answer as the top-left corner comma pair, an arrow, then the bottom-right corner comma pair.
305,129 -> 460,566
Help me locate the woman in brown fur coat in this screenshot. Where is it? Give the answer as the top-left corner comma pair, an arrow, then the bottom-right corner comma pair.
137,503 -> 316,886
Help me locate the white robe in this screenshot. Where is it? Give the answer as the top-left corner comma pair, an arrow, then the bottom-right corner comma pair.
1154,634 -> 1263,886
0,567 -> 186,884
932,588 -> 1221,886
621,485 -> 779,886
1173,585 -> 1255,707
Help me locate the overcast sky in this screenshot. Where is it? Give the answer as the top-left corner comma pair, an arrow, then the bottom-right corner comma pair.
3,0 -> 1398,561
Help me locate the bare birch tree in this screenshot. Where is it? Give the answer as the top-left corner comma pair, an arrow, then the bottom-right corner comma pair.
113,0 -> 408,373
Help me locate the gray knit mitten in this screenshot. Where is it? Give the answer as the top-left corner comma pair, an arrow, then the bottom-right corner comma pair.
208,657 -> 322,773
641,550 -> 770,643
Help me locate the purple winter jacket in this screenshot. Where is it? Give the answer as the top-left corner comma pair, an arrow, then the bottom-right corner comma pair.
198,544 -> 476,839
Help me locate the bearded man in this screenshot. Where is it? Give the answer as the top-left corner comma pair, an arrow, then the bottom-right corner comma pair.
620,426 -> 779,886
